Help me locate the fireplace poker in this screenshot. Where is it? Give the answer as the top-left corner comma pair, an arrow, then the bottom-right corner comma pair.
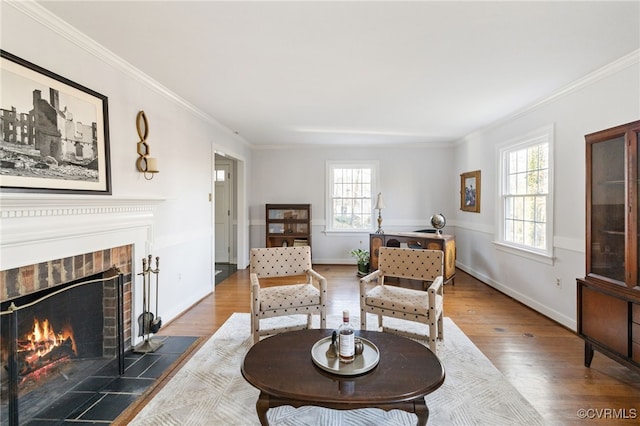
134,255 -> 163,353
149,256 -> 162,333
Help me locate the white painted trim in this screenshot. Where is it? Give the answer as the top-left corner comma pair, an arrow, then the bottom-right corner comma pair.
553,236 -> 584,253
495,124 -> 555,259
325,160 -> 380,233
455,261 -> 576,331
448,223 -> 584,254
493,241 -> 554,265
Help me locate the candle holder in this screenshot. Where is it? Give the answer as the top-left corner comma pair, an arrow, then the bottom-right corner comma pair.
135,111 -> 159,180
374,192 -> 386,234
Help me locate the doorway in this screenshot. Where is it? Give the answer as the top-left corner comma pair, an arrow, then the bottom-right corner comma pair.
214,154 -> 237,284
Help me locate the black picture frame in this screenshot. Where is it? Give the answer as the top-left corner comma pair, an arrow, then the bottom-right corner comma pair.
0,50 -> 111,194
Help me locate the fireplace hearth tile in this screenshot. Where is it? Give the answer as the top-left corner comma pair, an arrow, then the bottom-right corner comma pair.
13,336 -> 199,425
32,391 -> 102,421
72,376 -> 114,392
123,353 -> 163,377
155,335 -> 199,353
142,353 -> 181,378
79,393 -> 140,422
102,377 -> 155,394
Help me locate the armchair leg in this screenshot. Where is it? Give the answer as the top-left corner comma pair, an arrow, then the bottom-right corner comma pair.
429,320 -> 438,354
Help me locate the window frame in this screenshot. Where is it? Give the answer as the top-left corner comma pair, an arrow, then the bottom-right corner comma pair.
325,160 -> 380,233
496,124 -> 555,263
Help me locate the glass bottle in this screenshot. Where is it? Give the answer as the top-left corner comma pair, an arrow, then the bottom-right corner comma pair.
338,310 -> 355,363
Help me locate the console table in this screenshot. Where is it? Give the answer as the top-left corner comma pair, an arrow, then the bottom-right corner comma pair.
370,232 -> 456,285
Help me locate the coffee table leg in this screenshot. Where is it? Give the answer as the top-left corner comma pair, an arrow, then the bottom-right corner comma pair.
414,399 -> 429,426
256,392 -> 270,426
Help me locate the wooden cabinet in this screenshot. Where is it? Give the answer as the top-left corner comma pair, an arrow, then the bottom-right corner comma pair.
265,204 -> 311,249
370,232 -> 456,285
577,119 -> 640,371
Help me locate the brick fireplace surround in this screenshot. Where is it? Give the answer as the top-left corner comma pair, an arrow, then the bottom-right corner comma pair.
0,245 -> 134,347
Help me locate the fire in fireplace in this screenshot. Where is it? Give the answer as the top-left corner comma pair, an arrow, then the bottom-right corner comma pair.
17,317 -> 77,379
0,268 -> 124,426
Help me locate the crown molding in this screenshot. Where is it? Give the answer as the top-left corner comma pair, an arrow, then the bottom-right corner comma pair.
6,0 -> 249,148
456,49 -> 640,146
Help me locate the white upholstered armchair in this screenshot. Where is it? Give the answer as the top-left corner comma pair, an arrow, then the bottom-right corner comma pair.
250,246 -> 327,343
360,247 -> 444,353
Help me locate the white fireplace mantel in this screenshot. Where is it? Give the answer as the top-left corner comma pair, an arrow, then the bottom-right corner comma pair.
0,194 -> 164,271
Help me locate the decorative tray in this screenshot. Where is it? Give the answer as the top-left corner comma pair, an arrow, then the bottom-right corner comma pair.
311,336 -> 380,376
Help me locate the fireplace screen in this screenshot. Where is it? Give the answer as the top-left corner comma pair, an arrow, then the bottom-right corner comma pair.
0,268 -> 124,425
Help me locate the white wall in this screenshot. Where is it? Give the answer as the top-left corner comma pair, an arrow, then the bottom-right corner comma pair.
249,52 -> 639,331
1,3 -> 251,326
450,52 -> 640,330
249,145 -> 454,263
4,2 -> 638,333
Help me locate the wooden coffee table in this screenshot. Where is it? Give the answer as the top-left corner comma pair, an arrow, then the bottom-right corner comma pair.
241,329 -> 445,425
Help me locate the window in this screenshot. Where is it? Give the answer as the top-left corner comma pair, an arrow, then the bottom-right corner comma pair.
214,169 -> 226,181
326,161 -> 378,232
498,125 -> 554,260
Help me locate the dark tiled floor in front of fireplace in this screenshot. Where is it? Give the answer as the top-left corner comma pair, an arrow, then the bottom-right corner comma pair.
25,336 -> 198,425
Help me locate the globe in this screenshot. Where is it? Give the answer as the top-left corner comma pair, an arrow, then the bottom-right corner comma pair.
430,214 -> 446,235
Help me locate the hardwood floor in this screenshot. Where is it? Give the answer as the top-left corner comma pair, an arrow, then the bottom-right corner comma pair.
153,266 -> 640,425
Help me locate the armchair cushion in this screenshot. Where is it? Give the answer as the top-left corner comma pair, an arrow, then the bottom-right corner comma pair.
258,283 -> 322,312
364,284 -> 441,317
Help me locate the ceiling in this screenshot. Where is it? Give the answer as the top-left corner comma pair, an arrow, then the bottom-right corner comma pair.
37,1 -> 639,148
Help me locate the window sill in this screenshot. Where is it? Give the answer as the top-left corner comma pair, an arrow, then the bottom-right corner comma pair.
493,241 -> 555,265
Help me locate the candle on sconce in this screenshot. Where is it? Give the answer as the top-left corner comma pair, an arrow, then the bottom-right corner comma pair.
146,157 -> 159,173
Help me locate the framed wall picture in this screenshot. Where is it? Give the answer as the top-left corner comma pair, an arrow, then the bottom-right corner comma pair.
0,50 -> 111,194
460,170 -> 481,213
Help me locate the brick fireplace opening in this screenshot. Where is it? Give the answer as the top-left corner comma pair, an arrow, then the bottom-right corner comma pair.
0,245 -> 133,425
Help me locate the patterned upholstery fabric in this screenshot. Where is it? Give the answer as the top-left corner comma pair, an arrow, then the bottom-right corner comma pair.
250,246 -> 311,277
364,285 -> 441,317
376,246 -> 442,283
360,247 -> 444,353
250,246 -> 327,343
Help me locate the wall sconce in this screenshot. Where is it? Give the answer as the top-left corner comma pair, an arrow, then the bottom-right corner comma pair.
374,192 -> 386,234
135,111 -> 159,180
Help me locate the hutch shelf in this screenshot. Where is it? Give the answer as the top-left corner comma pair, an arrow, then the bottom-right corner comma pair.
577,119 -> 640,372
265,204 -> 311,250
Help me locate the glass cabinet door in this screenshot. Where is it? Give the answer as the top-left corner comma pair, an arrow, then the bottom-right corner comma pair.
589,135 -> 626,282
637,130 -> 640,285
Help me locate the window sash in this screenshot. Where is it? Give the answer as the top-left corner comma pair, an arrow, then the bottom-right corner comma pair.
326,162 -> 378,232
498,125 -> 553,257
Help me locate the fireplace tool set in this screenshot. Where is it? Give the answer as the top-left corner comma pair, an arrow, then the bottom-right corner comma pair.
134,255 -> 163,353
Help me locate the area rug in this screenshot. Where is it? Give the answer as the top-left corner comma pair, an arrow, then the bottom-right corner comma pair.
128,313 -> 543,425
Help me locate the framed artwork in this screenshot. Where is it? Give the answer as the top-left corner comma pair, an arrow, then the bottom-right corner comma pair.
460,170 -> 481,213
0,50 -> 111,194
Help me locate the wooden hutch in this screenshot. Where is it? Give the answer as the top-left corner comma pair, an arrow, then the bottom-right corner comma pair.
577,120 -> 640,371
265,204 -> 311,249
